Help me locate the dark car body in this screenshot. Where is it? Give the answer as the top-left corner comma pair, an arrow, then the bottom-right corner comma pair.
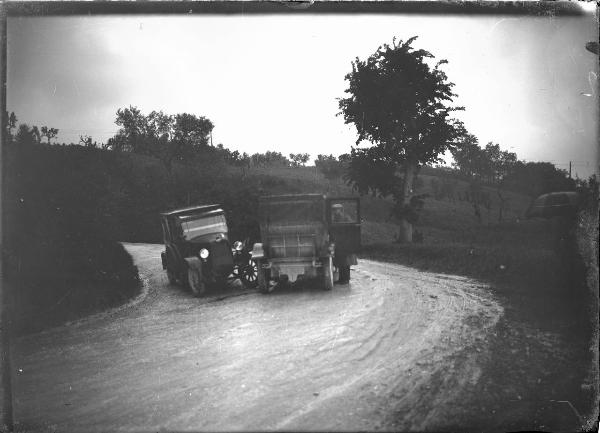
160,204 -> 257,296
251,194 -> 361,292
525,191 -> 581,219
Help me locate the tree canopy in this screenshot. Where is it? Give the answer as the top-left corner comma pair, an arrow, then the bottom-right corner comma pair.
339,36 -> 465,170
289,153 -> 310,167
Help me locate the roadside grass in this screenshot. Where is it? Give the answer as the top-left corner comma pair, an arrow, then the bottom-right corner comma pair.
362,220 -> 561,290
360,194 -> 597,430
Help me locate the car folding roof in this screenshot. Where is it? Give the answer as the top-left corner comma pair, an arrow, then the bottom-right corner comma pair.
160,204 -> 224,217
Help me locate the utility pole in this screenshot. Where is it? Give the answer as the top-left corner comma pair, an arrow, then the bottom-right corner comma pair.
569,161 -> 572,179
0,6 -> 15,432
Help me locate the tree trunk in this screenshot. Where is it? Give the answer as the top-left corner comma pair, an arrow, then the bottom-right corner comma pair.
397,162 -> 417,243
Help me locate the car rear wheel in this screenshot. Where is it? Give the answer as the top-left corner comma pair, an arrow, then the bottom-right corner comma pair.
323,256 -> 334,291
187,268 -> 206,297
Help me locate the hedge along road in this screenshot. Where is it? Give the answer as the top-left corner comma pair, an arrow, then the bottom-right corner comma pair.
12,243 -> 503,432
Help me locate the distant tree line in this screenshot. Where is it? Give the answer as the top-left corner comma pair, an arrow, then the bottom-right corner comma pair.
4,112 -> 61,147
451,134 -> 517,184
450,132 -> 576,197
104,107 -> 320,173
5,108 -> 319,177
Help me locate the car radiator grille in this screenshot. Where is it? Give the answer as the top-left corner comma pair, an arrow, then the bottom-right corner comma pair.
268,234 -> 316,259
210,241 -> 233,272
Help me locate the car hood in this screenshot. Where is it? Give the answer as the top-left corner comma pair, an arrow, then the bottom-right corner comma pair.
186,232 -> 229,244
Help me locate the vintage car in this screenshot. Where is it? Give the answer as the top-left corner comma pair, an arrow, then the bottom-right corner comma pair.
251,194 -> 361,292
160,204 -> 258,296
525,191 -> 581,219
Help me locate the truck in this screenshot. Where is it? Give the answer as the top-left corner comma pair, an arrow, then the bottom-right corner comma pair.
251,194 -> 361,292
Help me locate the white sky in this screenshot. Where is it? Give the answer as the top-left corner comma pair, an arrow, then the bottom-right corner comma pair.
7,11 -> 599,178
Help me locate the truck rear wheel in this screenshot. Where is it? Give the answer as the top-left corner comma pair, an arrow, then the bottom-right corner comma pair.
257,262 -> 269,293
339,265 -> 351,283
323,256 -> 334,291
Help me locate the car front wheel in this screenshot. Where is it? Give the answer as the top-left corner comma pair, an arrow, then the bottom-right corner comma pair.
187,268 -> 206,297
240,258 -> 259,289
166,268 -> 178,285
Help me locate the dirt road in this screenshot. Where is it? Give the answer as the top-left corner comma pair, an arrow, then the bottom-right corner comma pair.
12,243 -> 503,432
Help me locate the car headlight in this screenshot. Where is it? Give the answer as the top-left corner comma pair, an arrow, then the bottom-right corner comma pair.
199,248 -> 209,259
233,241 -> 243,251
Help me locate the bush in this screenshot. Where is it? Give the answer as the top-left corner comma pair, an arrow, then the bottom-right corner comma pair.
3,142 -> 141,333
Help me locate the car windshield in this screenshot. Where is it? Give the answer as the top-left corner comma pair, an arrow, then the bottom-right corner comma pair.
261,200 -> 322,225
177,213 -> 228,240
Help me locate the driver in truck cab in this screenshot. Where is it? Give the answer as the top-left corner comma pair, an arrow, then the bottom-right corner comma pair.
331,203 -> 353,223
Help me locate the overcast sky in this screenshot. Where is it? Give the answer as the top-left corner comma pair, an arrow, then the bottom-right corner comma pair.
7,10 -> 599,178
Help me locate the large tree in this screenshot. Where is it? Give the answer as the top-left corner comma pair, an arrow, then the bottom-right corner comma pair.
339,36 -> 465,242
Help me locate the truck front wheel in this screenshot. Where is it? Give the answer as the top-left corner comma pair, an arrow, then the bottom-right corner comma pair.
323,256 -> 334,291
